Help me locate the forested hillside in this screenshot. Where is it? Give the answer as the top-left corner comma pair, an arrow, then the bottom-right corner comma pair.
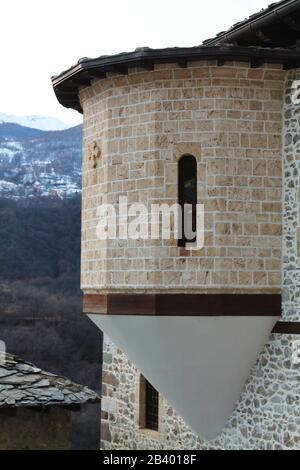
0,196 -> 82,317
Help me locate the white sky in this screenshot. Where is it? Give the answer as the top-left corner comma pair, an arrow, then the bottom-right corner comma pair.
0,0 -> 273,127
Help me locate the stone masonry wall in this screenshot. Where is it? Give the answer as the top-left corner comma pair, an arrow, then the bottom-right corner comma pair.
283,69 -> 300,322
80,61 -> 283,295
0,407 -> 71,450
99,69 -> 300,450
101,334 -> 300,450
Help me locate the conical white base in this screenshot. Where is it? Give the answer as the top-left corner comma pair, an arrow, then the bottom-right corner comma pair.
89,315 -> 278,440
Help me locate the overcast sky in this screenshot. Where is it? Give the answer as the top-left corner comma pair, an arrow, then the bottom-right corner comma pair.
1,0 -> 273,126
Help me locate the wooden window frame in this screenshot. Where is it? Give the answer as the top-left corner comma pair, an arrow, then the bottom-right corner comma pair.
139,375 -> 160,433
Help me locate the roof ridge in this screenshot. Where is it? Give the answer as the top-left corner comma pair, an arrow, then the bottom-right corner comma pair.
203,0 -> 300,46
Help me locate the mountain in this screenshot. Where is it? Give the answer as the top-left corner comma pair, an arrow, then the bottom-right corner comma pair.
0,119 -> 83,288
0,112 -> 71,131
0,122 -> 82,199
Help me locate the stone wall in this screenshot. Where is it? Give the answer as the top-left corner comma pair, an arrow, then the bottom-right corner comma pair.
80,61 -> 283,295
0,407 -> 71,450
99,68 -> 300,450
283,69 -> 300,322
101,333 -> 300,450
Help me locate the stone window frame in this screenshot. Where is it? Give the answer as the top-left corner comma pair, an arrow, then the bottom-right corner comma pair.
167,143 -> 203,256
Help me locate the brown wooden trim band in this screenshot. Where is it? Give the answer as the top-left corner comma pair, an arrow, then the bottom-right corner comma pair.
83,293 -> 281,317
272,322 -> 300,335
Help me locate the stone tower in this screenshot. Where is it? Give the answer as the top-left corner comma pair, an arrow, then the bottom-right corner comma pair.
52,0 -> 300,448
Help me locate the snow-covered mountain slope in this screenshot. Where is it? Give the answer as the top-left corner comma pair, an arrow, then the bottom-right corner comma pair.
0,112 -> 71,131
0,122 -> 82,199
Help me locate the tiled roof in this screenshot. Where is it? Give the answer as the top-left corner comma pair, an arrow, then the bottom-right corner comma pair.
203,0 -> 300,46
0,353 -> 99,408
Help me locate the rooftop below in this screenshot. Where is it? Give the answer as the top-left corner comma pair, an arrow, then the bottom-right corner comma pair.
0,353 -> 99,409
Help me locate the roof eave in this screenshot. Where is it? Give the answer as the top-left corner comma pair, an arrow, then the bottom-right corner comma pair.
52,45 -> 300,113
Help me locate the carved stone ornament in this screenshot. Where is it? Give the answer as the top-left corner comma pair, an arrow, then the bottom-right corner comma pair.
88,141 -> 101,169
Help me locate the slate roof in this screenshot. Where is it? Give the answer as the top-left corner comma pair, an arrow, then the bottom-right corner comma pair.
0,353 -> 99,408
203,0 -> 300,46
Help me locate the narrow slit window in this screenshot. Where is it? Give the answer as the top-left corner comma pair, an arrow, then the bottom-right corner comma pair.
178,155 -> 197,247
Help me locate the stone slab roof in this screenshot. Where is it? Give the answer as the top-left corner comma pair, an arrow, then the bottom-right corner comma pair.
203,0 -> 300,47
0,353 -> 100,408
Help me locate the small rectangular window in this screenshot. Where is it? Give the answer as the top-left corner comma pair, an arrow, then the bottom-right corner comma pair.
145,379 -> 159,431
139,375 -> 159,432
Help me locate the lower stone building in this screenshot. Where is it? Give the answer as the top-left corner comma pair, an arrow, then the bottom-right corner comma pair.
0,353 -> 99,450
0,290 -> 102,449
